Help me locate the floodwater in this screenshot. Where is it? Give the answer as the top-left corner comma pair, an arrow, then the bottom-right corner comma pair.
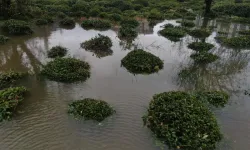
0,18 -> 250,150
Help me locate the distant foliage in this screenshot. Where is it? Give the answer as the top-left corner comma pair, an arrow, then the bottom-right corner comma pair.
81,19 -> 111,30
212,4 -> 250,18
121,50 -> 163,74
0,87 -> 28,122
0,35 -> 9,44
0,71 -> 27,89
188,29 -> 211,38
2,19 -> 33,35
190,52 -> 219,64
47,46 -> 67,58
143,91 -> 223,150
68,98 -> 115,122
188,42 -> 214,52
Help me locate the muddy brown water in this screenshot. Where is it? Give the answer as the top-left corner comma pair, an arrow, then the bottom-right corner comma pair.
0,19 -> 250,150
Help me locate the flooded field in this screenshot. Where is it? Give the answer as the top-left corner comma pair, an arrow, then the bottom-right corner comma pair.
0,18 -> 250,150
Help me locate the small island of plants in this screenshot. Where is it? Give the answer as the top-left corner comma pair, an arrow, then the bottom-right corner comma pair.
143,91 -> 223,150
190,52 -> 219,64
121,49 -> 163,74
180,20 -> 195,28
0,35 -> 9,44
81,19 -> 111,30
159,24 -> 186,42
68,98 -> 115,122
2,19 -> 33,35
41,58 -> 90,83
188,28 -> 211,38
188,42 -> 214,52
81,34 -> 112,51
0,86 -> 28,122
0,71 -> 27,89
47,46 -> 68,58
217,36 -> 250,49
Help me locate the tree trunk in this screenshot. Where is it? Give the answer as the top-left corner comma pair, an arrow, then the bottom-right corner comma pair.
205,0 -> 213,14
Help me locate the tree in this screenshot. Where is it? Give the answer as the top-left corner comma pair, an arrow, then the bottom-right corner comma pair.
205,0 -> 213,14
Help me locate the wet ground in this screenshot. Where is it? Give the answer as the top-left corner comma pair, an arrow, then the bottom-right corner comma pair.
0,18 -> 250,150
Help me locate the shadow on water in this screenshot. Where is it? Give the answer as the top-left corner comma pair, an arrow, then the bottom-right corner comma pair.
0,17 -> 249,150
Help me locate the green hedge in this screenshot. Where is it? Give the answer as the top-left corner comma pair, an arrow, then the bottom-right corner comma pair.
68,98 -> 115,122
143,91 -> 223,150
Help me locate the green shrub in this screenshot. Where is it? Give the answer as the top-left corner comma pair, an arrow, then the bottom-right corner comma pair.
0,87 -> 28,122
58,12 -> 67,19
193,91 -> 229,107
43,15 -> 54,23
185,16 -> 196,20
59,17 -> 75,26
68,98 -> 115,122
212,4 -> 250,18
81,19 -> 111,30
2,19 -> 33,35
110,14 -> 122,22
99,12 -> 109,18
0,71 -> 27,89
0,35 -> 9,44
218,31 -> 228,35
45,5 -> 70,14
118,26 -> 138,40
47,46 -> 67,58
217,36 -> 250,48
190,52 -> 219,63
239,30 -> 250,35
121,50 -> 163,74
181,20 -> 195,28
188,29 -> 211,38
147,9 -> 163,20
81,34 -> 112,51
188,42 -> 214,52
159,24 -> 186,42
143,91 -> 222,150
89,8 -> 100,17
35,19 -> 48,26
41,58 -> 90,83
120,18 -> 139,28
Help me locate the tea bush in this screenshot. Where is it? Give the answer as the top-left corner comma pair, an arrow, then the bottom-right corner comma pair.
68,98 -> 115,122
81,19 -> 111,30
41,58 -> 90,83
2,19 -> 33,35
0,35 -> 9,44
47,46 -> 67,58
159,24 -> 186,41
59,17 -> 75,26
82,34 -> 112,51
193,91 -> 229,108
188,29 -> 211,38
190,52 -> 219,64
121,50 -> 163,74
35,19 -> 48,26
143,91 -> 222,150
188,42 -> 214,52
118,26 -> 138,40
120,18 -> 139,28
218,36 -> 250,48
181,20 -> 195,28
0,87 -> 28,122
0,71 -> 27,89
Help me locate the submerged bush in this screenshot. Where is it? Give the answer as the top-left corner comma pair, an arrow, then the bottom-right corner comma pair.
81,19 -> 111,30
2,19 -> 33,35
159,24 -> 186,42
120,18 -> 139,28
188,42 -> 214,52
59,17 -> 75,26
190,52 -> 219,63
118,26 -> 138,40
194,91 -> 229,108
181,20 -> 195,28
82,34 -> 112,51
35,19 -> 48,26
217,36 -> 250,48
47,46 -> 67,58
188,29 -> 211,38
0,35 -> 9,44
68,98 -> 115,122
121,50 -> 163,74
41,58 -> 90,83
0,87 -> 28,122
143,91 -> 222,150
0,71 -> 27,89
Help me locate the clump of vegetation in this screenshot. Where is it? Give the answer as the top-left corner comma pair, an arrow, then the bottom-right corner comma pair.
81,19 -> 111,30
194,91 -> 229,108
41,58 -> 90,83
118,26 -> 138,41
217,36 -> 250,48
0,87 -> 28,122
82,34 -> 112,51
189,28 -> 211,38
181,20 -> 195,28
35,19 -> 48,26
190,52 -> 219,63
0,71 -> 27,89
143,91 -> 222,150
57,12 -> 67,19
2,19 -> 33,35
47,46 -> 67,58
0,35 -> 9,44
239,30 -> 250,35
120,18 -> 139,28
218,31 -> 228,35
68,98 -> 115,122
159,24 -> 186,42
121,50 -> 163,74
212,3 -> 250,18
59,17 -> 75,26
188,42 -> 214,52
